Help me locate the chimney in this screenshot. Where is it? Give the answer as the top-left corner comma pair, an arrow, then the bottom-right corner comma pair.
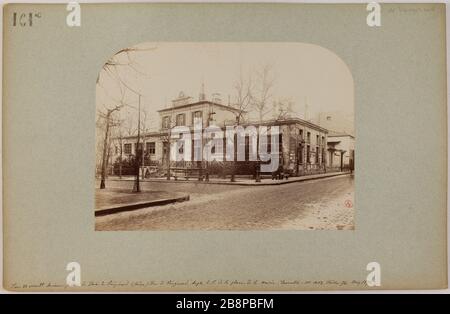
199,82 -> 206,101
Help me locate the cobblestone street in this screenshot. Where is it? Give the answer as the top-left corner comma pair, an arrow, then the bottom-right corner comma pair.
95,175 -> 354,230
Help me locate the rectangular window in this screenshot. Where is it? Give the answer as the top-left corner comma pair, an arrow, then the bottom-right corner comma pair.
279,134 -> 283,154
299,145 -> 303,164
316,146 -> 319,163
193,138 -> 202,161
316,135 -> 320,146
306,145 -> 310,163
307,132 -> 311,143
191,111 -> 203,125
299,129 -> 303,140
176,113 -> 186,126
146,142 -> 156,155
162,116 -> 171,129
237,135 -> 246,161
124,143 -> 132,155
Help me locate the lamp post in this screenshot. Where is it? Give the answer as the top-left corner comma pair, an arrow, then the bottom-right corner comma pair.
255,157 -> 261,182
132,94 -> 141,192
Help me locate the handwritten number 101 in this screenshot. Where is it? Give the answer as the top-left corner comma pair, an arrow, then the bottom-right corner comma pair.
13,12 -> 37,27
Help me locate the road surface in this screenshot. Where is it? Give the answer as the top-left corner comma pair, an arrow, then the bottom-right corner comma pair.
95,175 -> 354,230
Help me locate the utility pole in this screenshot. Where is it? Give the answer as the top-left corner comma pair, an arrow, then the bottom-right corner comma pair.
100,112 -> 111,189
99,105 -> 122,189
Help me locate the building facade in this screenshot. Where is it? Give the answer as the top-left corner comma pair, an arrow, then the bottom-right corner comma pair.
326,132 -> 355,171
113,92 -> 329,178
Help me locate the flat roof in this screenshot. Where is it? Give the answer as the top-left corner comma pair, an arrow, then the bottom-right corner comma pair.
121,132 -> 160,140
328,131 -> 355,138
238,118 -> 329,133
115,117 -> 328,141
157,100 -> 243,113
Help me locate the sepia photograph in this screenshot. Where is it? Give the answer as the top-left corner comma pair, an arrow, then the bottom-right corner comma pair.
94,42 -> 355,231
2,1 -> 448,293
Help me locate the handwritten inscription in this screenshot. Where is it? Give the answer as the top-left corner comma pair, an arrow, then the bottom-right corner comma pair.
387,6 -> 437,15
12,12 -> 41,27
10,278 -> 368,290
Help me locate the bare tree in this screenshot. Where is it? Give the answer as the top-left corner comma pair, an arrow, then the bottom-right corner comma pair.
96,46 -> 155,190
252,64 -> 275,122
229,70 -> 253,124
224,70 -> 254,182
98,104 -> 123,189
111,118 -> 126,179
96,67 -> 128,190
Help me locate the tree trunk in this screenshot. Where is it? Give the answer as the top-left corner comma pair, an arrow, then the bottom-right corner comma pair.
119,146 -> 122,179
100,113 -> 111,189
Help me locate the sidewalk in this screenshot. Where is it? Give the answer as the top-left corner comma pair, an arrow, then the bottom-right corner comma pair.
108,171 -> 352,186
95,188 -> 189,216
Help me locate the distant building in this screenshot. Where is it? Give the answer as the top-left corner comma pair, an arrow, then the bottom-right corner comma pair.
326,131 -> 355,171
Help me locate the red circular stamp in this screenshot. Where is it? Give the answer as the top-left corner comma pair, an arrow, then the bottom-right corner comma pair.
344,200 -> 353,208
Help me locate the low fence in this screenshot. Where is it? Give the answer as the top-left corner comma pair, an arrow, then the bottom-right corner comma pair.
109,160 -> 351,180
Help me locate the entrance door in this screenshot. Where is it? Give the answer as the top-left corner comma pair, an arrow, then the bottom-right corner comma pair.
297,145 -> 303,174
298,145 -> 303,164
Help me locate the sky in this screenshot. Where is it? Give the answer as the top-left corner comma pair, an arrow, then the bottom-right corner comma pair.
96,42 -> 354,133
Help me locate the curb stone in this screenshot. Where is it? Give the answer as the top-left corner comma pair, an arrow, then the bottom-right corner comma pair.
95,194 -> 190,216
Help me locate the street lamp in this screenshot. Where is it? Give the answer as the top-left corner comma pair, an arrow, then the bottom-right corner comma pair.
255,157 -> 261,183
